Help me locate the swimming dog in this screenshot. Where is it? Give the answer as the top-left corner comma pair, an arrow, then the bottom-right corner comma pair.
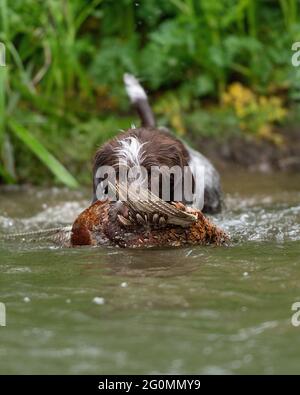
92,74 -> 222,222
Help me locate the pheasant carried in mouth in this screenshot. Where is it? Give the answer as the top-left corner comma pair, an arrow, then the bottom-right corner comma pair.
70,183 -> 228,248
3,184 -> 228,248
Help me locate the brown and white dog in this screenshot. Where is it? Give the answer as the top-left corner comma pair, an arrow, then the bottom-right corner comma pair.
92,74 -> 222,217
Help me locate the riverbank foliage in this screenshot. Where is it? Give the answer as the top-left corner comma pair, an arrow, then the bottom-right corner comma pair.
0,0 -> 299,185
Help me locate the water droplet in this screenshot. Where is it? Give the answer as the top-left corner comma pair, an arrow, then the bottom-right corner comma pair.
93,297 -> 105,305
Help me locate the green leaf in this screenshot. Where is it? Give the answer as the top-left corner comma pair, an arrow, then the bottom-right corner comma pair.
0,161 -> 15,183
8,119 -> 79,188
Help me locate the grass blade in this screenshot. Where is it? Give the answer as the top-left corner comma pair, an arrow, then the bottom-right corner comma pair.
8,119 -> 78,188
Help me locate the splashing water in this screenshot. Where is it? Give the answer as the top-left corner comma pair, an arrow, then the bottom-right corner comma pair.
0,170 -> 300,374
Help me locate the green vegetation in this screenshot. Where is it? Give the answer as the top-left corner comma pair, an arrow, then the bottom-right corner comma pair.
0,0 -> 299,186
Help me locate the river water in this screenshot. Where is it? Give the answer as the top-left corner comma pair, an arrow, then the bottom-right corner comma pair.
0,169 -> 300,374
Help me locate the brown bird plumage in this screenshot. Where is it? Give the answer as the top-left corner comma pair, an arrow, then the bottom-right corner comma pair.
70,184 -> 228,248
4,187 -> 228,248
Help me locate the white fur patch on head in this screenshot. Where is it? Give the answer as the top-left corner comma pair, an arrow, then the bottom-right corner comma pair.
123,73 -> 147,103
115,136 -> 146,167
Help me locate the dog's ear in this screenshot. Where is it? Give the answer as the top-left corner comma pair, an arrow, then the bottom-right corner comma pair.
92,143 -> 116,203
154,139 -> 189,168
93,143 -> 115,170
